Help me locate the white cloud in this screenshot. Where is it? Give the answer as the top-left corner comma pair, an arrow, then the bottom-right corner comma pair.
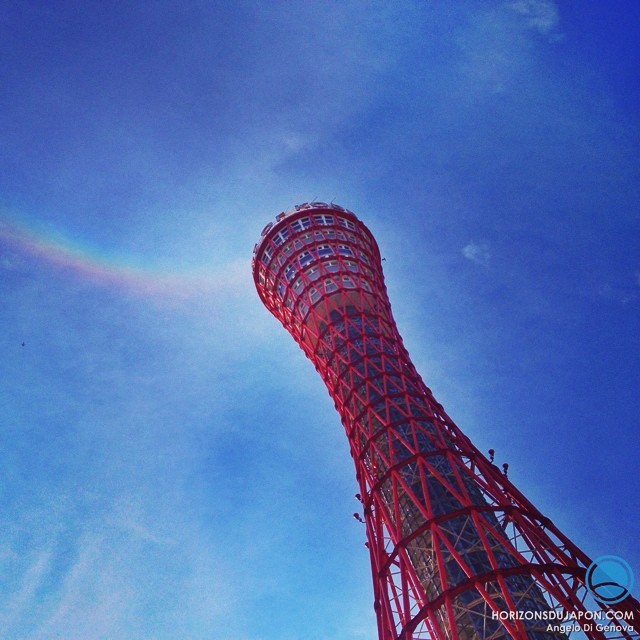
451,1 -> 562,100
111,495 -> 177,547
0,549 -> 52,632
31,533 -> 136,640
280,132 -> 318,153
462,241 -> 491,266
510,0 -> 561,37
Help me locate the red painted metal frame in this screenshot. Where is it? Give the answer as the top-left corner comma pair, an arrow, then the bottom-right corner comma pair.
252,203 -> 639,640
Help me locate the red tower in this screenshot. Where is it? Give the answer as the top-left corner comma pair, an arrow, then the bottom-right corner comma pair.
252,202 -> 639,640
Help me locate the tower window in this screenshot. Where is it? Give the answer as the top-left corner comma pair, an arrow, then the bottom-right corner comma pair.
299,251 -> 313,267
305,266 -> 320,280
291,217 -> 311,232
284,264 -> 296,281
325,260 -> 339,272
314,214 -> 334,226
273,228 -> 289,245
325,279 -> 338,293
337,217 -> 356,230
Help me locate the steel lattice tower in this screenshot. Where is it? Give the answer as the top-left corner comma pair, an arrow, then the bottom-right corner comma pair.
252,202 -> 639,640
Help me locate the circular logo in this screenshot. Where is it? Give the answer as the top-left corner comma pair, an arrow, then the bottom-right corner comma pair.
586,555 -> 634,604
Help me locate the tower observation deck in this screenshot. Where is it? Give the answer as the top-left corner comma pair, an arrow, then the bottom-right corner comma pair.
252,202 -> 639,640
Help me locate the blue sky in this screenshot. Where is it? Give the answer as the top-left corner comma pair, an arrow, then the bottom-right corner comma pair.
0,2 -> 638,638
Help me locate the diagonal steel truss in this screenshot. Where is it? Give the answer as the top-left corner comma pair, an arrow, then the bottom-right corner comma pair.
253,202 -> 640,640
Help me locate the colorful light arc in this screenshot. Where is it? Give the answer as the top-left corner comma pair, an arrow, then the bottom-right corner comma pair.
0,212 -> 240,298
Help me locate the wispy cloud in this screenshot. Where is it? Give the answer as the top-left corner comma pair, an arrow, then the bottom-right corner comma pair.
462,241 -> 491,266
31,532 -> 136,640
510,0 -> 562,37
0,549 -> 52,633
450,0 -> 563,101
596,278 -> 640,305
110,495 -> 177,547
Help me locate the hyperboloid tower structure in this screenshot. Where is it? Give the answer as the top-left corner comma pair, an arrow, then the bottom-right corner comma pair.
252,202 -> 639,640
